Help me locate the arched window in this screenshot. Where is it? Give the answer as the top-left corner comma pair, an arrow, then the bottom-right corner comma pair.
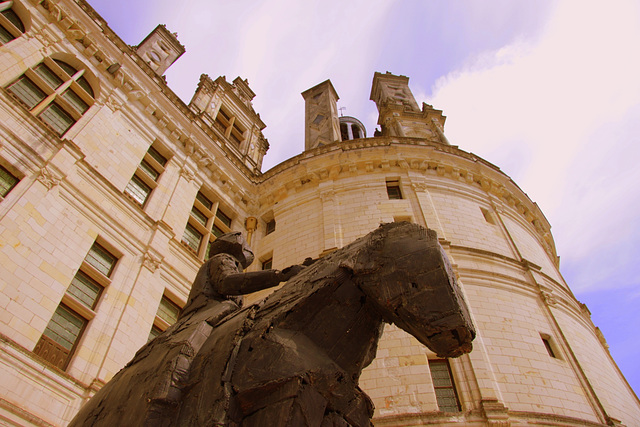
6,58 -> 95,135
0,1 -> 26,44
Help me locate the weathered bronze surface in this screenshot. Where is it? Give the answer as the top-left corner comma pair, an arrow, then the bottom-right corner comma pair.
69,222 -> 475,426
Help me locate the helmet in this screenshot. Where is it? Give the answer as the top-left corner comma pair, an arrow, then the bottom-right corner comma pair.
207,231 -> 254,268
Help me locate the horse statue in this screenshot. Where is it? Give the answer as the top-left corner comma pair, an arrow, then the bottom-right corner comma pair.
70,222 -> 475,426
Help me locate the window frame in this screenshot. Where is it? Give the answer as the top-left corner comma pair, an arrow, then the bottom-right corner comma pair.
182,190 -> 234,259
148,294 -> 182,342
0,163 -> 20,199
386,179 -> 403,200
429,359 -> 462,412
6,57 -> 95,136
124,144 -> 168,207
34,241 -> 118,370
214,106 -> 246,148
0,2 -> 26,45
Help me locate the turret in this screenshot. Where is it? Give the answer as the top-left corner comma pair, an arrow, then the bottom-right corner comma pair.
370,72 -> 448,144
136,25 -> 185,76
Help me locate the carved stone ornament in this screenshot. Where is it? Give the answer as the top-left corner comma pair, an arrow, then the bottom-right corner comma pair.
37,167 -> 61,190
541,291 -> 558,307
69,223 -> 475,427
180,167 -> 195,182
142,252 -> 162,272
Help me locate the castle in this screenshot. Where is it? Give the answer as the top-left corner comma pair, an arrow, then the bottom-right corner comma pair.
1,1 -> 639,425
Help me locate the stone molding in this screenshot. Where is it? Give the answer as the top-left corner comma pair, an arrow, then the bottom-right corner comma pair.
258,139 -> 556,263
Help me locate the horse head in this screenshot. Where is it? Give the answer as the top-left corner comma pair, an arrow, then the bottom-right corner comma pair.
340,222 -> 475,358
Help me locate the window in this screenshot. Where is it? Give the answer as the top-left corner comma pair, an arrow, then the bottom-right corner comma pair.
214,106 -> 246,147
480,207 -> 497,225
0,164 -> 19,199
340,123 -> 349,141
34,242 -> 118,370
181,190 -> 234,259
265,219 -> 276,235
148,295 -> 182,341
261,258 -> 272,270
429,359 -> 461,412
0,2 -> 25,45
6,58 -> 95,136
541,334 -> 559,359
124,144 -> 168,207
386,179 -> 402,200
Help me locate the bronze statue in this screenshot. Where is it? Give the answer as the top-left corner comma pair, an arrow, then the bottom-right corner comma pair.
70,222 -> 475,426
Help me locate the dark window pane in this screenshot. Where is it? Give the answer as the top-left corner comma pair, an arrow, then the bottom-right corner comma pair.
265,219 -> 276,235
182,222 -> 203,251
8,76 -> 46,109
216,209 -> 232,227
386,183 -> 402,200
41,305 -> 85,351
76,76 -> 94,98
196,191 -> 213,210
190,206 -> 208,226
34,64 -> 63,89
542,337 -> 557,358
0,164 -> 19,197
67,271 -> 102,309
54,60 -> 78,78
218,108 -> 231,121
0,24 -> 14,44
429,359 -> 461,412
212,223 -> 224,238
62,89 -> 89,114
157,297 -> 181,325
139,159 -> 160,181
340,123 -> 349,141
125,174 -> 152,206
85,243 -> 117,277
148,325 -> 162,342
230,131 -> 242,145
39,103 -> 75,135
262,258 -> 272,270
147,146 -> 168,166
352,124 -> 361,139
2,9 -> 25,33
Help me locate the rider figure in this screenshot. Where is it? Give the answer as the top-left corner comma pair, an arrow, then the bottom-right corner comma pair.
180,231 -> 304,319
144,232 -> 304,425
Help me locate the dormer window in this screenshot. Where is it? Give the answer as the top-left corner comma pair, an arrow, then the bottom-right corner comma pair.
214,106 -> 245,147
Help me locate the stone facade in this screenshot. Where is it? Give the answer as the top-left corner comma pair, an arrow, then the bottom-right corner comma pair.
0,1 -> 638,426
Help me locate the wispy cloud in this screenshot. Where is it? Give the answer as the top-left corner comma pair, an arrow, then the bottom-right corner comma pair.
429,0 -> 640,293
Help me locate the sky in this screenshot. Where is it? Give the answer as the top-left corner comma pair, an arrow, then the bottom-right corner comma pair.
90,0 -> 640,397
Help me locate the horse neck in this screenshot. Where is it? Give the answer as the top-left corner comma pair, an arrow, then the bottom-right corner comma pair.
264,270 -> 385,379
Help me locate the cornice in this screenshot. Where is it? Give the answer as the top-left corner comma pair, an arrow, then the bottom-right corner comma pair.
257,137 -> 556,263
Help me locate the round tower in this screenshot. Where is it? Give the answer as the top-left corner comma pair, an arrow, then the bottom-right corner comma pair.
248,73 -> 640,426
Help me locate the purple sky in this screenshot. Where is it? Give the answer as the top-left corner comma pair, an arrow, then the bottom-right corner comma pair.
89,0 -> 640,396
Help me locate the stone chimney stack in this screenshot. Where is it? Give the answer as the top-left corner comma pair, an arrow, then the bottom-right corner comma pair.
301,80 -> 341,151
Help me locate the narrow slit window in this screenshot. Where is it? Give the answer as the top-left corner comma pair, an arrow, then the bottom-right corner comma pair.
541,334 -> 559,359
